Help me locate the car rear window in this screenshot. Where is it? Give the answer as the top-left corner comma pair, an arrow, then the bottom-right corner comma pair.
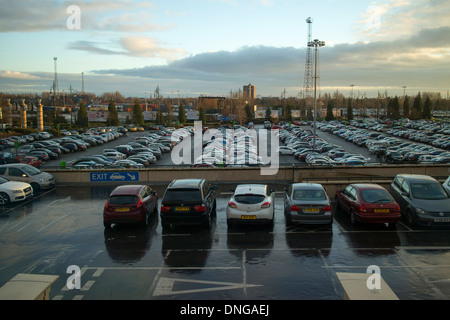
234,194 -> 265,204
108,195 -> 139,205
360,189 -> 393,203
293,189 -> 326,200
163,189 -> 202,202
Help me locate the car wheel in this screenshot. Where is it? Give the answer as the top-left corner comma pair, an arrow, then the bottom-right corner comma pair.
0,192 -> 10,205
161,219 -> 170,229
405,209 -> 415,226
103,220 -> 111,228
30,183 -> 40,193
350,210 -> 358,225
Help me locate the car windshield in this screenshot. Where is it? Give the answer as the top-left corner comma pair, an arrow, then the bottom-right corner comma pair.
293,189 -> 326,200
21,165 -> 41,176
361,189 -> 393,203
108,195 -> 139,205
234,194 -> 265,204
411,183 -> 449,200
164,189 -> 202,202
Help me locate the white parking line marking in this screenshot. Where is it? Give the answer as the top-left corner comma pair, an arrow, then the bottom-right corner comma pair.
153,277 -> 262,296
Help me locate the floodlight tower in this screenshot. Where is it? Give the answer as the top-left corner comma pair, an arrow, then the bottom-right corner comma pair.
53,57 -> 59,97
303,17 -> 314,100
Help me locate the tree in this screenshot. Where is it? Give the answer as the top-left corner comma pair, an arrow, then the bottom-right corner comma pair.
423,96 -> 432,119
132,100 -> 144,125
198,106 -> 206,125
325,100 -> 334,121
285,105 -> 293,123
178,105 -> 186,124
156,108 -> 164,125
76,102 -> 89,128
244,104 -> 253,122
411,92 -> 423,120
347,99 -> 354,121
403,95 -> 410,118
265,107 -> 272,123
107,99 -> 120,126
388,96 -> 400,119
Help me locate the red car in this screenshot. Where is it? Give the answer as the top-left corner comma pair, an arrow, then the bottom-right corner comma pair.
335,183 -> 401,226
20,156 -> 42,167
103,185 -> 158,228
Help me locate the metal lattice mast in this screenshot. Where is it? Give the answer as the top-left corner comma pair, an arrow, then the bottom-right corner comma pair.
303,17 -> 313,100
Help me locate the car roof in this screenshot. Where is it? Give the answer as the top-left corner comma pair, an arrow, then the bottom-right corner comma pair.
397,174 -> 438,183
110,185 -> 145,196
234,184 -> 267,195
169,179 -> 204,189
349,183 -> 386,190
291,183 -> 324,190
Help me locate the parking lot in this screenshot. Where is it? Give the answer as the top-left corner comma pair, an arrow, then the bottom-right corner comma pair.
0,184 -> 449,301
1,122 -> 449,303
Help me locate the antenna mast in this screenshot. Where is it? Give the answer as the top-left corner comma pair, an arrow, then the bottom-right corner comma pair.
303,17 -> 313,101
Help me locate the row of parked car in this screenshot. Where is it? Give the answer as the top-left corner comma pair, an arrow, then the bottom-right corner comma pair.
321,120 -> 450,164
102,174 -> 450,230
279,125 -> 370,166
72,127 -> 192,169
195,125 -> 264,167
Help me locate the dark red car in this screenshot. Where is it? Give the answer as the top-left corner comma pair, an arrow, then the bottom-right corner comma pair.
20,156 -> 42,167
103,185 -> 158,228
335,183 -> 401,226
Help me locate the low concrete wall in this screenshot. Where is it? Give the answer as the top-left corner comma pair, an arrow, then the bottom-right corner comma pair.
47,164 -> 449,191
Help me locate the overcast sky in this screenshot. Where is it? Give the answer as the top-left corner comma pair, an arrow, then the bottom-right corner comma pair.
0,0 -> 449,99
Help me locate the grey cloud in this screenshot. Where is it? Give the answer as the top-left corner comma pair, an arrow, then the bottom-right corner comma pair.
68,40 -> 127,55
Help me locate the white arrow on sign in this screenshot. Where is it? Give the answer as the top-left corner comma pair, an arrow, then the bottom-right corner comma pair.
153,277 -> 262,296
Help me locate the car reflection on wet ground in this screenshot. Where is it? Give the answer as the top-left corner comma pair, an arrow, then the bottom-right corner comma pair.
0,185 -> 449,300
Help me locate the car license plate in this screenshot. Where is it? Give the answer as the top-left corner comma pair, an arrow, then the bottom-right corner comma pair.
374,209 -> 389,213
241,215 -> 256,219
434,218 -> 450,223
115,208 -> 130,212
304,208 -> 319,213
175,207 -> 190,212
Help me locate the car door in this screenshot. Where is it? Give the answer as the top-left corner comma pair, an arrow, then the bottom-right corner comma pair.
339,186 -> 353,212
146,186 -> 158,213
284,184 -> 292,213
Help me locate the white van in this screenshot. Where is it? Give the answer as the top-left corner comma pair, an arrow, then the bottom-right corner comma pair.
0,164 -> 55,191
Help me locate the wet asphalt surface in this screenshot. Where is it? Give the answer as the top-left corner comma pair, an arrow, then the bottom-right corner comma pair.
0,184 -> 449,301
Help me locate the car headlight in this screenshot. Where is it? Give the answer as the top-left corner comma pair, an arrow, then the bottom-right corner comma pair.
415,208 -> 428,215
13,190 -> 23,194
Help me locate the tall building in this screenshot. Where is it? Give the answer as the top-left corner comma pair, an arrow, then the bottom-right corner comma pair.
243,83 -> 255,100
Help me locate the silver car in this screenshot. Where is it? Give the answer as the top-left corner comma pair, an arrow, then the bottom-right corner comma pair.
0,164 -> 55,192
284,183 -> 333,225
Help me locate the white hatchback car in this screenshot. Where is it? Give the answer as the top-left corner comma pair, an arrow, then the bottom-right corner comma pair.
226,184 -> 274,227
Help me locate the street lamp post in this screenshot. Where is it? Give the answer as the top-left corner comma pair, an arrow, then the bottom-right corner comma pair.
308,39 -> 325,151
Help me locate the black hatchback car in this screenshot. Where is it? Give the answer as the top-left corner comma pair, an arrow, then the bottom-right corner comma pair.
160,179 -> 217,229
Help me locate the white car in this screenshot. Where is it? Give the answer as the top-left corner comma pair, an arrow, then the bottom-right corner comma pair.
0,176 -> 33,205
226,184 -> 274,227
103,151 -> 127,160
278,146 -> 294,155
